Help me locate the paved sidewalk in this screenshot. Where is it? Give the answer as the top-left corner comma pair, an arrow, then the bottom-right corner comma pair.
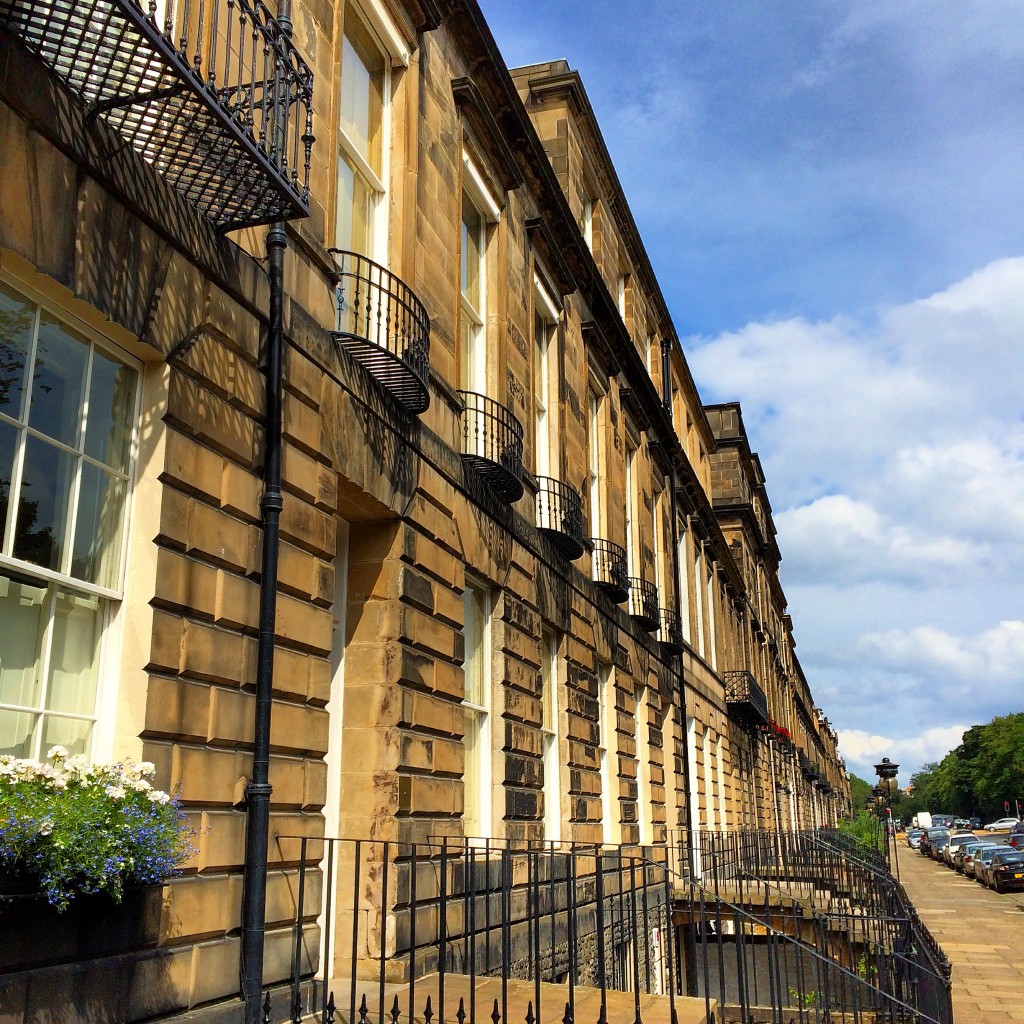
896,836 -> 1024,1022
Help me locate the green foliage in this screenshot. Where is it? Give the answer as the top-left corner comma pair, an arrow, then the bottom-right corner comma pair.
849,772 -> 874,812
901,713 -> 1024,820
0,748 -> 195,910
837,809 -> 885,854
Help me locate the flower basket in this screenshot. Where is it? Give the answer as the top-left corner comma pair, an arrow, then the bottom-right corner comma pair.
0,748 -> 194,912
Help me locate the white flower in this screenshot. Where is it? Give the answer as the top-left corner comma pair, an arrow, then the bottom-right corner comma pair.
51,777 -> 67,790
105,784 -> 126,800
47,745 -> 68,761
137,762 -> 156,777
147,790 -> 171,805
130,779 -> 152,792
38,821 -> 53,836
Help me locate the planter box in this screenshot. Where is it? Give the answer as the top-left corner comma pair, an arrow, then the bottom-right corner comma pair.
0,884 -> 163,973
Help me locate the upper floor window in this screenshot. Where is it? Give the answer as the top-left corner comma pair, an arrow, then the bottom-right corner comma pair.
586,385 -> 604,535
582,199 -> 593,250
0,280 -> 139,760
532,274 -> 559,478
335,2 -> 400,259
541,629 -> 560,841
459,154 -> 501,395
624,425 -> 639,576
598,662 -> 617,845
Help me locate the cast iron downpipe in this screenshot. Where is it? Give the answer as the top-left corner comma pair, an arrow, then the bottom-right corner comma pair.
241,215 -> 286,1023
241,3 -> 291,1008
661,337 -> 699,996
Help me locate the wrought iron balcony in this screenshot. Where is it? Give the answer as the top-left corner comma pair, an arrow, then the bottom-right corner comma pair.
458,391 -> 524,503
590,538 -> 628,603
659,605 -> 684,653
0,0 -> 315,230
626,577 -> 659,632
724,669 -> 770,728
535,476 -> 585,560
328,250 -> 430,414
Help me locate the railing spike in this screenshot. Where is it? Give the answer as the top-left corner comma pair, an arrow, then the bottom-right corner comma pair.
491,998 -> 501,1024
262,991 -> 272,1024
292,987 -> 303,1023
456,998 -> 466,1024
424,995 -> 433,1024
325,992 -> 337,1024
562,1002 -> 573,1024
524,1001 -> 535,1024
391,995 -> 402,1024
359,993 -> 370,1024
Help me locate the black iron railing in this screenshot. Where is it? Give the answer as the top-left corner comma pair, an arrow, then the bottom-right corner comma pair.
0,0 -> 315,230
667,827 -> 953,1024
458,391 -> 524,503
276,837 -> 678,1024
590,538 -> 628,603
658,605 -> 684,652
723,670 -> 770,729
627,577 -> 659,632
328,250 -> 430,414
535,477 -> 585,560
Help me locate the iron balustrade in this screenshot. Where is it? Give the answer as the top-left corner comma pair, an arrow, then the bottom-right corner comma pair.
458,391 -> 524,503
589,538 -> 628,603
723,669 -> 770,729
276,836 -> 678,1024
328,250 -> 430,414
658,605 -> 684,652
666,827 -> 953,1024
626,577 -> 659,632
534,476 -> 585,560
0,0 -> 315,230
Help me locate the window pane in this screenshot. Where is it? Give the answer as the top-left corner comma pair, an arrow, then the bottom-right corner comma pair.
0,281 -> 34,420
463,585 -> 488,707
84,351 -> 136,472
0,709 -> 36,758
29,312 -> 87,447
461,195 -> 482,310
13,435 -> 76,571
0,419 -> 16,551
336,157 -> 374,256
41,715 -> 92,759
339,8 -> 384,174
44,588 -> 101,716
0,572 -> 48,709
72,463 -> 126,587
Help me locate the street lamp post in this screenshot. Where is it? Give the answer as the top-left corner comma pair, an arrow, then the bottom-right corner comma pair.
874,757 -> 901,881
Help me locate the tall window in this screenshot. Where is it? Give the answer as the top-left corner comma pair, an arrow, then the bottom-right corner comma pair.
652,476 -> 665,598
532,276 -> 559,478
677,518 -> 691,643
586,387 -> 603,534
541,629 -> 560,841
706,562 -> 718,670
459,155 -> 500,395
598,663 -> 617,845
581,200 -> 593,250
462,580 -> 492,838
336,4 -> 387,257
0,280 -> 138,759
624,434 -> 638,576
694,540 -> 706,659
635,686 -> 652,845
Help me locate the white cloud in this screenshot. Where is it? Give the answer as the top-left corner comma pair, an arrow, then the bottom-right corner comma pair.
839,725 -> 968,782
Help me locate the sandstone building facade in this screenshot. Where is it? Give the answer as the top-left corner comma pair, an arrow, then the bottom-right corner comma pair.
0,0 -> 848,1017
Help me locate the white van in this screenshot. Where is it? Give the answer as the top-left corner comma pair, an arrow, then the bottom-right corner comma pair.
912,812 -> 932,829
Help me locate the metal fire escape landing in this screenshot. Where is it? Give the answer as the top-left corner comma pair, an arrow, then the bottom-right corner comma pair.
0,0 -> 315,231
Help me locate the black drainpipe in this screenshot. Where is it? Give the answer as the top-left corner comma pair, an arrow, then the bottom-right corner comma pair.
661,337 -> 699,996
241,7 -> 290,1010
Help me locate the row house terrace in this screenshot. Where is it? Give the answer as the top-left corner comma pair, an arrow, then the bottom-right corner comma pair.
0,2 -> 850,1023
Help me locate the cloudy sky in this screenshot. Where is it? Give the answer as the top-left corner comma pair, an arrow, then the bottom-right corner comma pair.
479,0 -> 1024,785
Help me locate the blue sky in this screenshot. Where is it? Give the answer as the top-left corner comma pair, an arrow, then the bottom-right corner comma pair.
480,0 -> 1024,788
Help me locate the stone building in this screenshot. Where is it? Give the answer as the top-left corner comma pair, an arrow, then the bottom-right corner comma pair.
0,0 -> 849,1019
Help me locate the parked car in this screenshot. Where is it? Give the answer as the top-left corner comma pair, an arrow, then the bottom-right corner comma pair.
968,817 -> 983,830
973,844 -> 1007,882
984,818 -> 1021,832
961,842 -> 1000,878
929,834 -> 953,860
1006,822 -> 1024,848
920,827 -> 950,856
906,828 -> 925,849
979,849 -> 1024,892
943,833 -> 979,867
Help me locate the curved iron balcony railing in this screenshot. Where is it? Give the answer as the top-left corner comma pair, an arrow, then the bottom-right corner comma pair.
328,250 -> 430,414
0,0 -> 315,230
590,538 -> 629,603
627,577 -> 659,633
724,669 -> 770,728
659,605 -> 684,653
458,391 -> 524,503
535,477 -> 585,560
